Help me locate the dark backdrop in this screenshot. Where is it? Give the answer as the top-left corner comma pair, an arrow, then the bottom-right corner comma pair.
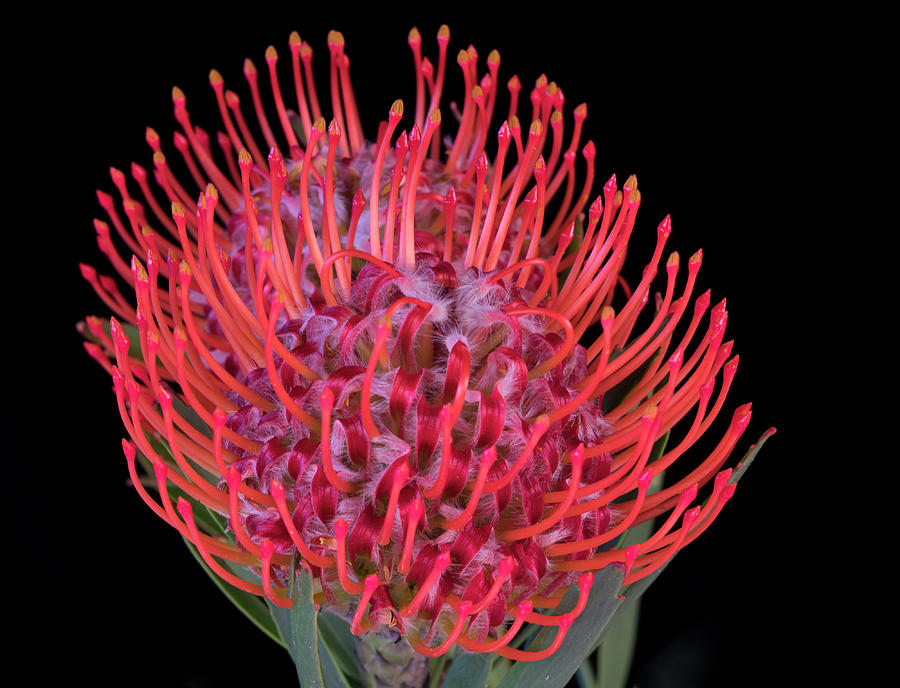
9,5 -> 856,687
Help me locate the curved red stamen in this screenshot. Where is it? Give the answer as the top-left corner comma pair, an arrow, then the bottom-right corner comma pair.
483,415 -> 549,493
441,446 -> 497,531
269,481 -> 334,568
360,322 -> 390,439
319,388 -> 359,494
423,405 -> 454,500
259,539 -> 292,609
264,295 -> 322,431
334,518 -> 365,594
409,601 -> 472,657
226,467 -> 262,557
398,495 -> 424,575
526,572 -> 593,627
350,574 -> 381,635
400,552 -> 451,618
495,612 -> 574,662
469,555 -> 515,615
457,600 -> 532,653
377,462 -> 410,546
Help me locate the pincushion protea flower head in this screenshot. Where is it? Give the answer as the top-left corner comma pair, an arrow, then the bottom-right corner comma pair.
79,23 -> 773,684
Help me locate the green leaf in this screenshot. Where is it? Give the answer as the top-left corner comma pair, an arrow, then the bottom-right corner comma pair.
290,567 -> 327,688
268,566 -> 326,688
172,395 -> 213,438
318,634 -> 354,688
596,595 -> 640,688
497,565 -> 625,688
729,428 -> 776,486
486,656 -> 512,688
441,651 -> 493,688
575,659 -> 596,688
428,653 -> 451,688
182,538 -> 285,649
318,611 -> 363,688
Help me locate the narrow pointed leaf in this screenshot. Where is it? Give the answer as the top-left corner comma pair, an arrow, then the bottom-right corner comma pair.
318,611 -> 363,688
596,597 -> 640,688
574,659 -> 595,688
497,565 -> 625,688
318,634 -> 354,688
442,651 -> 493,688
269,566 -> 327,688
289,566 -> 327,688
729,428 -> 776,485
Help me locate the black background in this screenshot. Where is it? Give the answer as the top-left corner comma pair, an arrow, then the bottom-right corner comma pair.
9,5 -> 865,687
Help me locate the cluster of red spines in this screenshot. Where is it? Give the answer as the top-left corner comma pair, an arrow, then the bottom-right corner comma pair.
80,26 -> 768,660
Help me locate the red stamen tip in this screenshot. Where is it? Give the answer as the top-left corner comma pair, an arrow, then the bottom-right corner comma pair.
329,119 -> 341,138
684,505 -> 702,526
681,483 -> 699,506
145,127 -> 160,148
260,539 -> 276,557
498,555 -> 515,577
173,131 -> 190,152
328,30 -> 345,48
714,468 -> 734,492
658,215 -> 672,237
79,263 -> 97,281
364,574 -> 380,593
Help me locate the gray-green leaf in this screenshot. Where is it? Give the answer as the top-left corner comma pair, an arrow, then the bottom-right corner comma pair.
497,565 -> 625,688
441,651 -> 493,688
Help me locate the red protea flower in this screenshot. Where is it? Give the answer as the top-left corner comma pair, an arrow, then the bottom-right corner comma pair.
80,24 -> 773,687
